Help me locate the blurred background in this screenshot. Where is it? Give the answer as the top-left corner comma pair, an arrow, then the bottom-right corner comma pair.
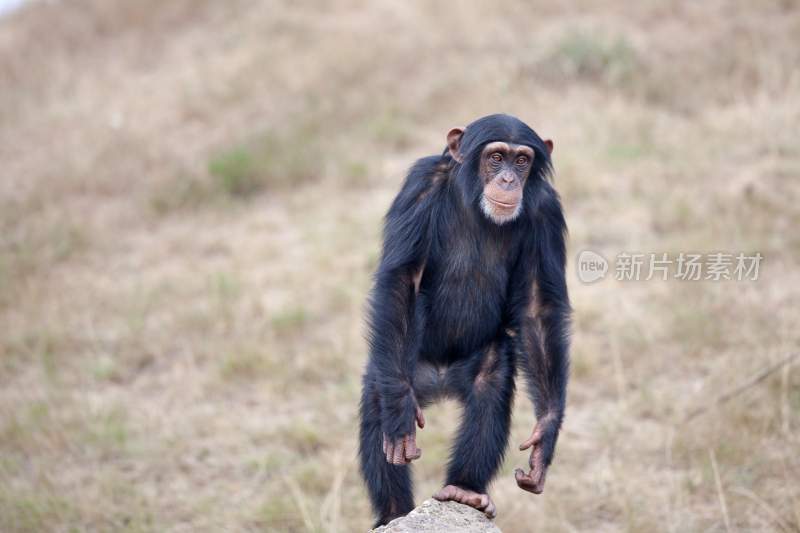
1,1 -> 799,531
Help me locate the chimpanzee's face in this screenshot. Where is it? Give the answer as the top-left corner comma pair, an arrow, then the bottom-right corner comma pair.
477,141 -> 534,224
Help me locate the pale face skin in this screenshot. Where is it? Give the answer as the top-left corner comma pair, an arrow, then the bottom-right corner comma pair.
477,141 -> 535,224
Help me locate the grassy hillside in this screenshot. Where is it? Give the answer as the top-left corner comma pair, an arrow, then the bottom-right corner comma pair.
1,1 -> 799,531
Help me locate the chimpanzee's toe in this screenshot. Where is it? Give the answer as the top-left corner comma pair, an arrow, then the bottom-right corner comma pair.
433,485 -> 496,518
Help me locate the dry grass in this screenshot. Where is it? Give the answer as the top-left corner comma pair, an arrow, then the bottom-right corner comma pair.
1,0 -> 799,531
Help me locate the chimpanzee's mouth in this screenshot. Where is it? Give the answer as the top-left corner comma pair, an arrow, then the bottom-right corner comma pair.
485,196 -> 517,208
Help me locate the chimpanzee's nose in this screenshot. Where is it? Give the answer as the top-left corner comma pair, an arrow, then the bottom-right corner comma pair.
501,173 -> 515,184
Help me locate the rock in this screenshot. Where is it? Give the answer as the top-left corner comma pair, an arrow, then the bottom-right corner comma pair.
370,499 -> 502,533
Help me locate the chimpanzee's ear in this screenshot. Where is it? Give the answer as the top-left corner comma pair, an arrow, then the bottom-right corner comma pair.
447,127 -> 465,163
543,139 -> 554,155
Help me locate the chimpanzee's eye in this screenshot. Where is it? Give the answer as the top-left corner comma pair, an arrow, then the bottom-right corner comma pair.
516,156 -> 529,165
491,153 -> 502,162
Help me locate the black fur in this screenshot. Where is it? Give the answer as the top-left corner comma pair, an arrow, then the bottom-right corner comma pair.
359,114 -> 571,526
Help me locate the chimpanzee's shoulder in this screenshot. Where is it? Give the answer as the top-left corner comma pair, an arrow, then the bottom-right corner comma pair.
389,155 -> 450,216
524,181 -> 566,236
408,155 -> 450,191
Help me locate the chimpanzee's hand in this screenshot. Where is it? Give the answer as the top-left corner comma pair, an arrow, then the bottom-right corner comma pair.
514,416 -> 559,494
383,405 -> 425,465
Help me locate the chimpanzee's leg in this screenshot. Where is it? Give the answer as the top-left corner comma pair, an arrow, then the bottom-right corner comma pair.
435,339 -> 515,518
359,376 -> 415,527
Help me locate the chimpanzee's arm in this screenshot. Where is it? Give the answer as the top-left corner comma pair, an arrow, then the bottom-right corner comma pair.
524,191 -> 570,427
508,186 -> 571,493
367,157 -> 438,444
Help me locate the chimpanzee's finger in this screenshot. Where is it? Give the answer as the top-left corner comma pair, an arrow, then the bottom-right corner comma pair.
392,438 -> 405,465
416,407 -> 426,429
515,468 -> 543,494
529,446 -> 544,471
534,468 -> 547,492
385,439 -> 395,464
515,459 -> 547,494
403,435 -> 422,461
530,448 -> 547,488
519,426 -> 542,451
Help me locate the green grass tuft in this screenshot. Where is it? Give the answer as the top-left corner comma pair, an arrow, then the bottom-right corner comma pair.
545,31 -> 639,86
209,146 -> 261,197
208,125 -> 323,199
271,307 -> 309,335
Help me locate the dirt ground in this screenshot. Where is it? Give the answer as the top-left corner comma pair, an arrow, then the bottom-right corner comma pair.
1,1 -> 799,531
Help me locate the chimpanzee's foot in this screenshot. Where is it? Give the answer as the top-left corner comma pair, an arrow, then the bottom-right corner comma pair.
433,485 -> 496,518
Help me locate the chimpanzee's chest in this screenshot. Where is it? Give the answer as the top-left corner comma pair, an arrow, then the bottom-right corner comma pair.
418,237 -> 514,361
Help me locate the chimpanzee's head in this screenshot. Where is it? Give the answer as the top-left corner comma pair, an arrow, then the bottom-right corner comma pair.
446,114 -> 553,225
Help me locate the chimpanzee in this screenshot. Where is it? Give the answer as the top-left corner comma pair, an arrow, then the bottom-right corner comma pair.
359,114 -> 571,526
